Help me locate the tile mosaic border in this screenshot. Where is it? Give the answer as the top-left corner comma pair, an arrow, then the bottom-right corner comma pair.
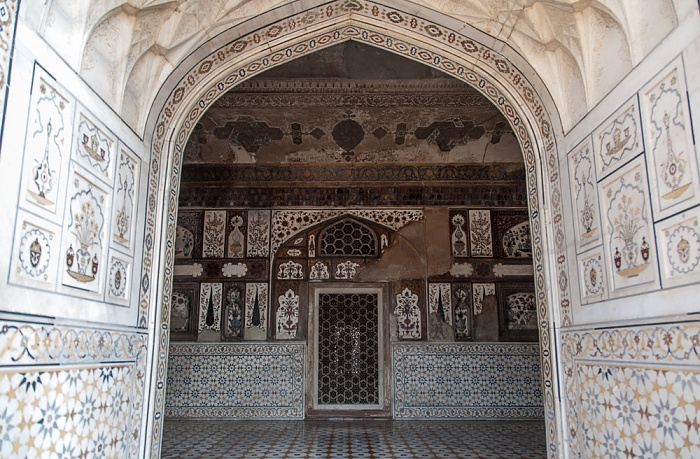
145,1 -> 569,455
165,343 -> 305,419
0,318 -> 148,458
393,343 -> 543,419
561,322 -> 700,458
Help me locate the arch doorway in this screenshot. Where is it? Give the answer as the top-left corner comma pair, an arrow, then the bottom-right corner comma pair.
162,38 -> 551,435
146,2 -> 569,457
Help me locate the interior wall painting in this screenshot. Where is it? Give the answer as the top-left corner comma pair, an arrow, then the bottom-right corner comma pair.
245,282 -> 269,333
600,156 -> 660,297
226,211 -> 246,258
452,283 -> 472,340
640,56 -> 700,220
655,207 -> 700,288
449,210 -> 469,257
468,209 -> 493,257
171,284 -> 199,341
203,210 -> 226,258
198,282 -> 223,333
394,287 -> 422,340
222,283 -> 244,341
59,166 -> 110,296
276,288 -> 300,339
175,211 -> 202,259
498,284 -> 538,341
592,96 -> 644,180
568,138 -> 602,251
493,211 -> 532,258
428,283 -> 452,325
19,65 -> 74,220
247,210 -> 271,257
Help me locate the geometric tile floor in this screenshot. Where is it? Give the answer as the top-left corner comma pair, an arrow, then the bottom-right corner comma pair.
161,419 -> 547,458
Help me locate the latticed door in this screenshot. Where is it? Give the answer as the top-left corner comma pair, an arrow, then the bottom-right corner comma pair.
316,292 -> 380,408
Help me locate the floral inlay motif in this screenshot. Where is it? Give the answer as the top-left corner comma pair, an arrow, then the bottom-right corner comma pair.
468,210 -> 493,257
394,288 -> 421,340
276,289 -> 300,339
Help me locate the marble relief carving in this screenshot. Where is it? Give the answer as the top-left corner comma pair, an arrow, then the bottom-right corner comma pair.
428,283 -> 452,325
73,110 -> 115,183
227,212 -> 246,258
277,260 -> 303,279
60,168 -> 110,294
276,289 -> 300,339
112,148 -> 139,251
592,97 -> 643,179
20,66 -> 73,218
394,288 -> 421,340
245,283 -> 268,331
222,285 -> 243,341
203,210 -> 226,258
106,252 -> 130,305
640,57 -> 700,220
472,283 -> 495,316
335,260 -> 360,279
309,261 -> 330,280
468,210 -> 493,257
450,211 -> 468,257
656,208 -> 700,288
198,283 -> 223,332
600,157 -> 659,296
577,247 -> 608,304
247,210 -> 271,257
452,284 -> 471,340
270,209 -> 423,254
9,212 -> 60,290
568,138 -> 601,250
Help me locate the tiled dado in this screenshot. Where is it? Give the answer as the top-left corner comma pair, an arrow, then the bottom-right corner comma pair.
165,343 -> 305,419
561,323 -> 700,458
0,319 -> 148,458
392,343 -> 543,419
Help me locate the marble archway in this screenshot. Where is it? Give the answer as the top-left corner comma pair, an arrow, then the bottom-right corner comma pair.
140,1 -> 571,456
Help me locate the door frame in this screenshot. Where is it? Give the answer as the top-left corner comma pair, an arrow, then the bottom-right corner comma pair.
309,283 -> 389,414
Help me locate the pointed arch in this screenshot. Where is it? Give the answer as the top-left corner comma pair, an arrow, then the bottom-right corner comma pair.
139,1 -> 571,456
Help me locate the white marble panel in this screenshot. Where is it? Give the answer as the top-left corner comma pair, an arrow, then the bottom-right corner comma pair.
599,157 -> 659,297
8,210 -> 61,291
202,210 -> 226,258
656,207 -> 700,288
71,106 -> 116,186
640,56 -> 700,220
198,283 -> 223,332
567,137 -> 602,251
468,209 -> 493,257
111,145 -> 140,253
428,283 -> 452,325
59,165 -> 111,297
472,283 -> 495,316
247,210 -> 271,257
18,65 -> 74,222
245,283 -> 269,333
276,289 -> 300,339
576,246 -> 608,304
592,96 -> 643,180
105,250 -> 132,306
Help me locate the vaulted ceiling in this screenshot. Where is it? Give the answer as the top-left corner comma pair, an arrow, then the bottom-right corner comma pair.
33,0 -> 683,135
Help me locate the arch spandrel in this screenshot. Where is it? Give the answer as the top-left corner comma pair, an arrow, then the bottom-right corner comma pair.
138,1 -> 575,456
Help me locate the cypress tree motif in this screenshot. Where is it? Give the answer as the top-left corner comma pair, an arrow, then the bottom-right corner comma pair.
205,287 -> 215,327
437,286 -> 446,322
252,286 -> 261,327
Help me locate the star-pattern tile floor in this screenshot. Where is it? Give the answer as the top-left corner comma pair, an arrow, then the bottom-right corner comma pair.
161,419 -> 547,458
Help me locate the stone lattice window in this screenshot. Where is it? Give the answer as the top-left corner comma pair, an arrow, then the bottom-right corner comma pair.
319,219 -> 378,257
